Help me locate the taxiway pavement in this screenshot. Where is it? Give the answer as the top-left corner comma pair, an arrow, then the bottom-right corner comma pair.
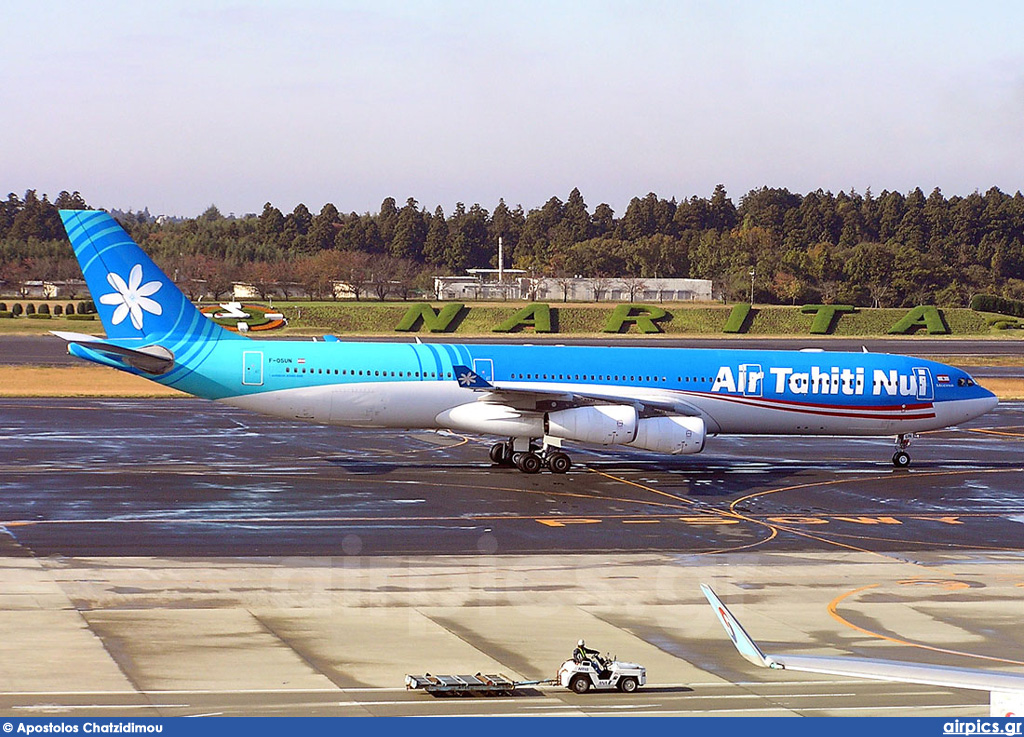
0,397 -> 1022,715
0,398 -> 1021,557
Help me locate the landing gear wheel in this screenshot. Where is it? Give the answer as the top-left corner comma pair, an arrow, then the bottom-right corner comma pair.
489,443 -> 506,465
618,676 -> 638,693
570,675 -> 590,694
892,451 -> 911,468
517,452 -> 542,474
547,452 -> 572,474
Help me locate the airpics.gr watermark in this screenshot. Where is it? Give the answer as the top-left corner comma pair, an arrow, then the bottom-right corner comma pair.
943,720 -> 1023,735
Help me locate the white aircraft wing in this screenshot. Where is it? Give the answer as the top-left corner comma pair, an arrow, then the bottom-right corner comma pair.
453,364 -> 705,418
701,583 -> 1024,717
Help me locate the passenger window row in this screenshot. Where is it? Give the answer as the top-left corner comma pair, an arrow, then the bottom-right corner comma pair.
284,367 -> 452,379
282,366 -> 719,385
507,373 -> 708,383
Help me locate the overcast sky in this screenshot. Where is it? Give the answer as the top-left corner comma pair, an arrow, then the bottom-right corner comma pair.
4,1 -> 1023,218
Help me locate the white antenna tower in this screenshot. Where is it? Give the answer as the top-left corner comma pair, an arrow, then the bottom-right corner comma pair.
498,236 -> 504,284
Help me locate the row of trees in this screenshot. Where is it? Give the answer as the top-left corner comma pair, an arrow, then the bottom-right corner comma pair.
171,250 -> 427,302
2,185 -> 1024,306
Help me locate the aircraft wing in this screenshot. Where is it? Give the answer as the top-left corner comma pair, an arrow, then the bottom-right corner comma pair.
452,365 -> 705,418
701,583 -> 1024,717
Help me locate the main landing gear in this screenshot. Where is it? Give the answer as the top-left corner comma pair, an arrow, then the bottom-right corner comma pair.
892,433 -> 914,468
489,439 -> 572,474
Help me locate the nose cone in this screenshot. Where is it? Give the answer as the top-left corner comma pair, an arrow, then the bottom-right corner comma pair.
966,387 -> 999,421
981,389 -> 999,415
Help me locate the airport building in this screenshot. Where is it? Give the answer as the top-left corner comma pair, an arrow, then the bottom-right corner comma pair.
0,279 -> 89,299
434,271 -> 713,302
230,272 -> 714,302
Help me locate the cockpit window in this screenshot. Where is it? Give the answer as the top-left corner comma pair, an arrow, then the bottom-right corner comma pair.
957,377 -> 976,387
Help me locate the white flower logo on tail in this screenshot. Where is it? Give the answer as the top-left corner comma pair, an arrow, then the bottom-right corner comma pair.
99,264 -> 163,330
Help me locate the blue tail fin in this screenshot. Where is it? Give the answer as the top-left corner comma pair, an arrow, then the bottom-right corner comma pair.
60,210 -> 243,345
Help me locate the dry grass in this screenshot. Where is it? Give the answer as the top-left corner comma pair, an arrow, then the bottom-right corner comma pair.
0,366 -> 184,397
975,377 -> 1024,400
930,355 -> 1024,366
2,365 -> 1020,401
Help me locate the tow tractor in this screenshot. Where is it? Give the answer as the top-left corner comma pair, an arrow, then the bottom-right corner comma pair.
557,653 -> 646,693
406,653 -> 646,696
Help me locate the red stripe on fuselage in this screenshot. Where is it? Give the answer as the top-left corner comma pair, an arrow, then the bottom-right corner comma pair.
687,392 -> 936,420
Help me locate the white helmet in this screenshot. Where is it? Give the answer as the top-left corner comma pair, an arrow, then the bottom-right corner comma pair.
578,639 -> 585,647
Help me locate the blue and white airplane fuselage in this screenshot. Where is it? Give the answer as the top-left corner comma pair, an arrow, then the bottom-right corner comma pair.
212,341 -> 988,435
56,210 -> 997,473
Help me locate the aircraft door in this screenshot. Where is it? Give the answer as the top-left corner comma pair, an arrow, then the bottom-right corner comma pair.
242,351 -> 263,386
738,363 -> 763,397
473,358 -> 494,382
914,367 -> 933,401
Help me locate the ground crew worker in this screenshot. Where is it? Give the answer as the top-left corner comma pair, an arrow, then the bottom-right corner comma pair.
573,639 -> 601,667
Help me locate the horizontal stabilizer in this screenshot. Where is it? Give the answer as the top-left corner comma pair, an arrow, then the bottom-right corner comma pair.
52,331 -> 174,375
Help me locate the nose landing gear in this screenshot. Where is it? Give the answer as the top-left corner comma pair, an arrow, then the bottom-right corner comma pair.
892,434 -> 914,468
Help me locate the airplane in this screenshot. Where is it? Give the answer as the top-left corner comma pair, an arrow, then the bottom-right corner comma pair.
701,584 -> 1024,717
53,209 -> 998,473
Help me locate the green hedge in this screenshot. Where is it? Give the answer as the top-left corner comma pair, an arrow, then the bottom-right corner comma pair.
395,303 -> 465,332
801,304 -> 857,334
27,313 -> 51,319
602,304 -> 668,333
260,300 -> 998,336
0,311 -> 12,318
492,304 -> 553,333
971,294 -> 1024,318
67,313 -> 96,321
993,320 -> 1023,330
723,303 -> 751,333
888,305 -> 949,335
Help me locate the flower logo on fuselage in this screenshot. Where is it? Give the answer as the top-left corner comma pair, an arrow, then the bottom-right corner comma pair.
99,264 -> 163,330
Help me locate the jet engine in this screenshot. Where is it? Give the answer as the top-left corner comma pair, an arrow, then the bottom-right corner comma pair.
436,402 -> 544,437
626,416 -> 706,455
544,405 -> 638,445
